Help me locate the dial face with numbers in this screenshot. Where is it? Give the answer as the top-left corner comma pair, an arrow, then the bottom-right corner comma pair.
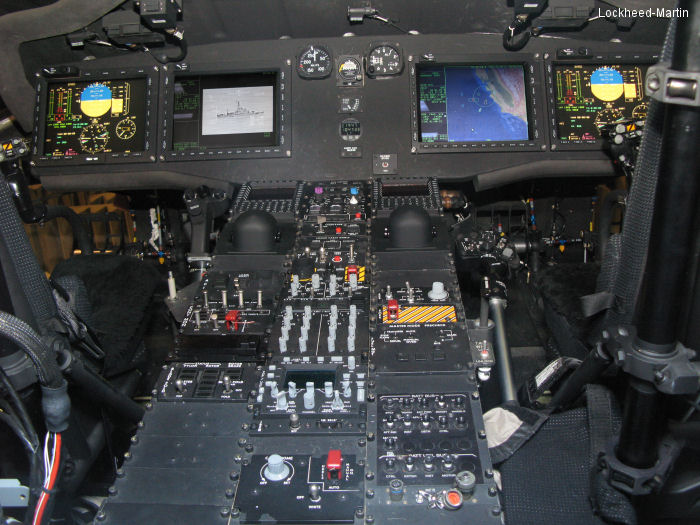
298,45 -> 332,79
79,122 -> 109,153
366,44 -> 403,77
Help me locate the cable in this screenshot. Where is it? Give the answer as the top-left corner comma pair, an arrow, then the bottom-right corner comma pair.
32,432 -> 61,525
145,28 -> 187,64
0,368 -> 43,518
503,16 -> 533,51
0,367 -> 38,449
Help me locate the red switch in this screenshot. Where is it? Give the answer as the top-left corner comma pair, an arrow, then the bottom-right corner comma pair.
333,255 -> 342,263
335,226 -> 342,234
326,449 -> 343,480
387,299 -> 399,320
355,212 -> 362,219
347,265 -> 358,276
225,310 -> 241,332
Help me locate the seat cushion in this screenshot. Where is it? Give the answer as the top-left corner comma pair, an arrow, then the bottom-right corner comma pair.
52,254 -> 161,375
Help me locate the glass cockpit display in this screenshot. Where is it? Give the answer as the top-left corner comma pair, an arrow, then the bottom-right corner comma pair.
417,64 -> 530,143
554,64 -> 649,142
42,79 -> 147,157
171,71 -> 278,152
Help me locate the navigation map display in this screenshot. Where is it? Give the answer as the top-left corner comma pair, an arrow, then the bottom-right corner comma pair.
554,64 -> 649,142
171,72 -> 278,151
42,78 -> 147,157
417,64 -> 530,143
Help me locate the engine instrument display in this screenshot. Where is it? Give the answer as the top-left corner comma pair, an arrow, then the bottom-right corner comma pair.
553,64 -> 649,143
171,71 -> 278,152
416,64 -> 530,143
366,44 -> 403,77
42,78 -> 147,157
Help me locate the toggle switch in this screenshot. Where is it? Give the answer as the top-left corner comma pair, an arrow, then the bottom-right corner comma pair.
304,382 -> 315,409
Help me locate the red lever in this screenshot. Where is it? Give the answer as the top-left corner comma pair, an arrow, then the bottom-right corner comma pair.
387,299 -> 399,320
326,449 -> 342,480
225,310 -> 241,332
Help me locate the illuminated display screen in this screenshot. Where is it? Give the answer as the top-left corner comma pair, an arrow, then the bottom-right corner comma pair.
554,64 -> 649,142
417,64 -> 530,142
42,78 -> 147,157
171,71 -> 278,151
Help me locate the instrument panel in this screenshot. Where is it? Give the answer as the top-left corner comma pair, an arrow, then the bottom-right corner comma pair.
30,34 -> 659,189
32,67 -> 157,165
545,51 -> 654,150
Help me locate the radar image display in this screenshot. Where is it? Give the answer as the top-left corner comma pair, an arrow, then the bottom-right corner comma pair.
417,64 -> 529,143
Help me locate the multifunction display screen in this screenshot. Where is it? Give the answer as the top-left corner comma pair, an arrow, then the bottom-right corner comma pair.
417,64 -> 530,143
42,78 -> 147,157
554,64 -> 649,142
171,71 -> 278,151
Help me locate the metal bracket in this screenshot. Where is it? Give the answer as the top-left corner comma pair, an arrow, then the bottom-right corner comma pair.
646,63 -> 700,107
0,479 -> 29,507
605,325 -> 699,395
601,436 -> 680,495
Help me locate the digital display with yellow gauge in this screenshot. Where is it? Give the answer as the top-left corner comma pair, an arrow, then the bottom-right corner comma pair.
42,78 -> 147,157
554,64 -> 649,143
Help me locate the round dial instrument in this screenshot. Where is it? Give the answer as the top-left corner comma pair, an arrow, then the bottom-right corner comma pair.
115,118 -> 137,140
632,103 -> 648,120
79,122 -> 109,153
366,44 -> 403,77
338,57 -> 362,82
297,45 -> 332,79
595,108 -> 624,129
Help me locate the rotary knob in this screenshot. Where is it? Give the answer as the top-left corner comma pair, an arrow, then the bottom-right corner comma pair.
264,454 -> 290,481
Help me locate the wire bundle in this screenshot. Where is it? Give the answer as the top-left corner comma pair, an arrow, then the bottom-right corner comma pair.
32,432 -> 62,525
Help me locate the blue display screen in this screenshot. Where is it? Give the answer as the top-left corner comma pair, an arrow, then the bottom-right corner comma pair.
417,64 -> 530,143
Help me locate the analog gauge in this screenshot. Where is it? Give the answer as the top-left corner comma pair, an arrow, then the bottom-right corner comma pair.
79,122 -> 109,153
366,44 -> 403,77
115,118 -> 137,140
339,96 -> 363,113
298,45 -> 332,79
594,108 -> 624,129
340,118 -> 361,141
338,57 -> 362,82
632,103 -> 648,120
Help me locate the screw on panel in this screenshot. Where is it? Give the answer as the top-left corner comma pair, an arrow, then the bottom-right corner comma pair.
492,506 -> 502,516
220,507 -> 230,517
488,485 -> 498,497
355,507 -> 364,518
366,489 -> 375,498
366,516 -> 375,524
108,485 -> 117,495
96,511 -> 106,521
365,471 -> 375,480
225,488 -> 235,498
485,468 -> 494,478
478,429 -> 487,439
231,508 -> 240,518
